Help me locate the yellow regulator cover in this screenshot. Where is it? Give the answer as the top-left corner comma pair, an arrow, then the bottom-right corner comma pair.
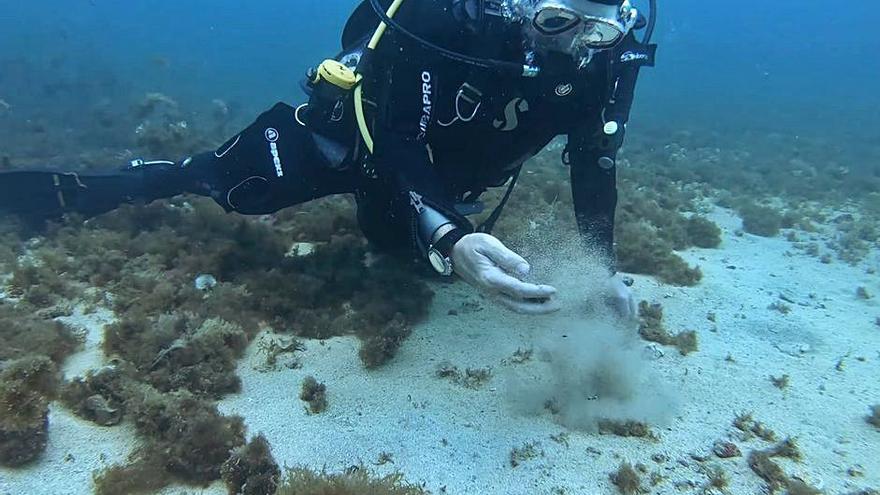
315,60 -> 357,90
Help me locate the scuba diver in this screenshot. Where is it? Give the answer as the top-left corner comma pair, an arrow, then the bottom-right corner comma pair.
0,0 -> 656,317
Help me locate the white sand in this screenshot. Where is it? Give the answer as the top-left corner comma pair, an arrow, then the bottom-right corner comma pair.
59,306 -> 117,381
1,306 -> 139,495
2,205 -> 878,495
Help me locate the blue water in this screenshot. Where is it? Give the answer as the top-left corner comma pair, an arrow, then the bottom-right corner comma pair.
1,0 -> 878,143
645,1 -> 880,133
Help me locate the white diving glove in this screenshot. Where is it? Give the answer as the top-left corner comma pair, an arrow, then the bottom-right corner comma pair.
451,233 -> 559,315
604,273 -> 637,320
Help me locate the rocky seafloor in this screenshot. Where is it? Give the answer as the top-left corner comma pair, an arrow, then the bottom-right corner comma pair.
0,93 -> 878,494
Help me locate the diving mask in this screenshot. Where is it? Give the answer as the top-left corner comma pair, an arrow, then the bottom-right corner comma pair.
531,0 -> 637,49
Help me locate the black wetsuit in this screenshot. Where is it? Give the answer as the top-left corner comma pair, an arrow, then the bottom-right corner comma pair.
0,0 -> 655,270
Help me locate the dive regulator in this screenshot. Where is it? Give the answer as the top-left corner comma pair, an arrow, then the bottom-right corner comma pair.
302,60 -> 358,136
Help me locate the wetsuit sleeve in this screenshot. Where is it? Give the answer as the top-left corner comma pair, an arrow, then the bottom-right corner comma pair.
369,102 -> 475,261
567,120 -> 620,271
364,1 -> 474,260
566,34 -> 656,272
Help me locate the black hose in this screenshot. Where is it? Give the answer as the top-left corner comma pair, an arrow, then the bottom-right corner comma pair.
367,0 -> 525,77
643,0 -> 657,44
366,0 -> 657,74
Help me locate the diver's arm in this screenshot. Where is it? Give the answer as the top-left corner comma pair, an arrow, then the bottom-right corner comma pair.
369,131 -> 475,270
364,2 -> 476,269
567,121 -> 621,271
370,147 -> 557,313
0,103 -> 325,220
367,106 -> 558,312
566,34 -> 654,272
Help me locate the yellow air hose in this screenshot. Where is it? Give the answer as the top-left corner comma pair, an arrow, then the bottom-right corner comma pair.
354,0 -> 407,154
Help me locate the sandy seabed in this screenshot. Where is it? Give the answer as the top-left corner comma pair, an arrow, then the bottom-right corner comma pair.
1,206 -> 878,495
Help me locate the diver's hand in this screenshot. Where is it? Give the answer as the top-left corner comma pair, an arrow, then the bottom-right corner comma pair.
604,273 -> 637,320
451,233 -> 559,314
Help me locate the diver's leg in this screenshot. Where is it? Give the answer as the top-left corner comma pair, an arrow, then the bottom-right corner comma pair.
0,102 -> 359,220
0,159 -> 203,220
201,102 -> 359,215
